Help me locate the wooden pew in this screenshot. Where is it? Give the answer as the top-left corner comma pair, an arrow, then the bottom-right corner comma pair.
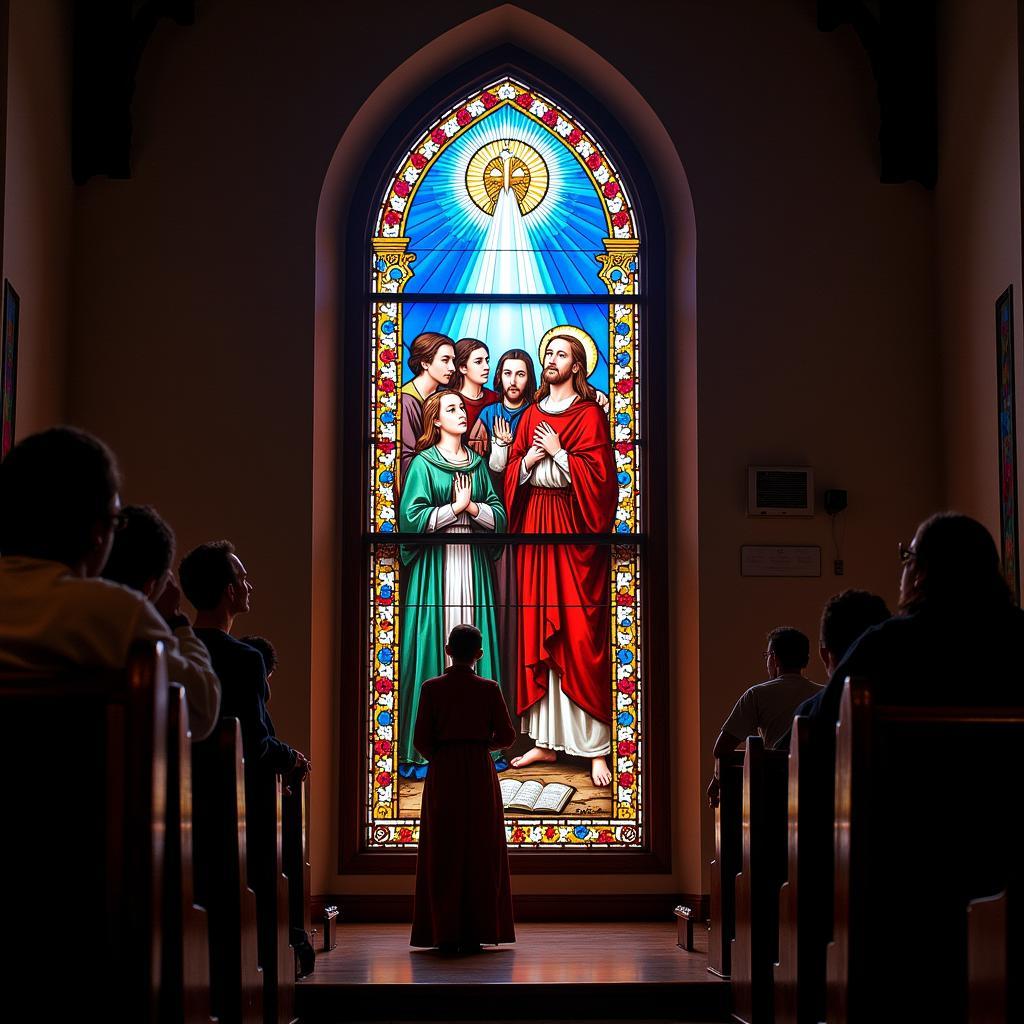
968,891 -> 1008,1024
282,778 -> 315,978
161,683 -> 215,1024
708,749 -> 745,978
1,640 -> 167,1023
245,772 -> 298,1024
192,719 -> 264,1024
773,716 -> 830,1024
730,737 -> 788,1024
826,679 -> 1024,1023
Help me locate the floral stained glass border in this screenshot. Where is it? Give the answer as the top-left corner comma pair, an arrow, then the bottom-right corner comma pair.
363,75 -> 645,850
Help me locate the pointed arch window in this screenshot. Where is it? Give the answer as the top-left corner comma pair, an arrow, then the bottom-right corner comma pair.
344,67 -> 667,868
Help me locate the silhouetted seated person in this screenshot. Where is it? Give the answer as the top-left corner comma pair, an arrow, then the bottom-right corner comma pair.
772,588 -> 891,753
796,512 -> 1024,740
101,503 -> 222,739
411,624 -> 517,955
0,427 -> 221,737
707,626 -> 818,806
239,634 -> 277,699
179,540 -> 310,784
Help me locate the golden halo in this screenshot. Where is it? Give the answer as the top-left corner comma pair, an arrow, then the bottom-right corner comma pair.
465,139 -> 549,217
539,325 -> 599,378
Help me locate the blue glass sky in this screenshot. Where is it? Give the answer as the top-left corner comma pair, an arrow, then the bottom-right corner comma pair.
403,106 -> 608,296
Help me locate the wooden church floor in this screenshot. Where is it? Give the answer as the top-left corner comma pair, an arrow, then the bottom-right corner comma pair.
295,921 -> 730,1023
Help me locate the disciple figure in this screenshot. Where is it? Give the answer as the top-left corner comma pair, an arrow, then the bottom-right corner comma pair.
468,349 -> 538,717
505,328 -> 618,787
400,332 -> 456,483
398,390 -> 507,778
450,338 -> 497,442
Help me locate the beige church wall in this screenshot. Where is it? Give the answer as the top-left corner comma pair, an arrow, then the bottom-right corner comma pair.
934,0 -> 1023,536
1,0 -> 72,438
63,0 -> 940,900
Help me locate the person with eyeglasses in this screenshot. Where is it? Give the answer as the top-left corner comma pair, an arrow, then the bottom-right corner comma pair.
0,427 -> 221,739
707,626 -> 819,807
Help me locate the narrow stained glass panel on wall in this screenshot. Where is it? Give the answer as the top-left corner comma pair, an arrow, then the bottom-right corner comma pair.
365,76 -> 644,850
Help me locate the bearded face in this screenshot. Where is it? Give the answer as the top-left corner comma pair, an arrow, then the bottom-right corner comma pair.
542,341 -> 579,386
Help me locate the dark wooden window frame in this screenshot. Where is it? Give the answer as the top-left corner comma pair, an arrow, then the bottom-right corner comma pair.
336,46 -> 671,874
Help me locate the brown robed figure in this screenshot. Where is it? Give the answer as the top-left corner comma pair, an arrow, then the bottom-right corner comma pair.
504,332 -> 618,787
411,626 -> 517,952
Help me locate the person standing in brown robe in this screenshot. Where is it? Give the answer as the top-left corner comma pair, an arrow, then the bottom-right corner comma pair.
411,624 -> 517,953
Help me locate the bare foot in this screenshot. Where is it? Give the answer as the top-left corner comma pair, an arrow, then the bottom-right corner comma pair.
510,746 -> 557,769
591,756 -> 612,787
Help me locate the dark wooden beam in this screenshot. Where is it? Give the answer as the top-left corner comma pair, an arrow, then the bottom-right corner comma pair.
72,0 -> 195,184
818,0 -> 937,188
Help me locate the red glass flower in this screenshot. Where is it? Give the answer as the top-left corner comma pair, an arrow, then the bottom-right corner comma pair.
431,128 -> 446,146
587,153 -> 602,171
616,592 -> 634,606
618,772 -> 635,789
542,109 -> 558,127
515,92 -> 533,108
383,210 -> 401,227
544,826 -> 557,839
597,829 -> 615,843
616,441 -> 632,455
379,440 -> 395,455
618,740 -> 637,756
397,827 -> 413,842
511,827 -> 526,843
456,108 -> 471,126
613,211 -> 630,228
603,181 -> 620,198
374,739 -> 392,756
618,679 -> 637,695
615,377 -> 634,394
393,180 -> 410,197
379,348 -> 396,364
380,378 -> 396,394
376,772 -> 392,788
481,91 -> 497,108
374,676 -> 393,694
411,153 -> 427,169
568,128 -> 583,145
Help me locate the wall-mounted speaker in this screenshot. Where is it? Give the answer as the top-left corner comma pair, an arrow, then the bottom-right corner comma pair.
747,466 -> 814,517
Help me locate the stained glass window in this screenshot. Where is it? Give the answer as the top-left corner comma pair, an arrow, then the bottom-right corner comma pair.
364,77 -> 644,851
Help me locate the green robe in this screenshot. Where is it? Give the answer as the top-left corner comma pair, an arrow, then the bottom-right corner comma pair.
398,445 -> 507,766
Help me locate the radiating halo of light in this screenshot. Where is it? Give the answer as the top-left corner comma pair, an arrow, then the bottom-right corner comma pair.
465,138 -> 549,216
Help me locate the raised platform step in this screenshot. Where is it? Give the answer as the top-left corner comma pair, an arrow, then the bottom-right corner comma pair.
296,922 -> 730,1022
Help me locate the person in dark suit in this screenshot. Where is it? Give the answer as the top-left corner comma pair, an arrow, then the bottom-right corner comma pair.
179,539 -> 309,783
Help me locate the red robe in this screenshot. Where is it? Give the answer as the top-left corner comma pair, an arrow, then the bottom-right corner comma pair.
459,387 -> 498,435
505,397 -> 618,723
411,666 -> 517,948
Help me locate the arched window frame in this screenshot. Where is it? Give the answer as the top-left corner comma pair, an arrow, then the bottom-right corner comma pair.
336,48 -> 672,874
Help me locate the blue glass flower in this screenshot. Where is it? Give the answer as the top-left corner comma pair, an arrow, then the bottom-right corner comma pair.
380,471 -> 394,484
617,472 -> 630,485
381,320 -> 396,335
377,649 -> 393,665
381,411 -> 395,424
376,259 -> 387,272
621,617 -> 632,628
380,522 -> 393,533
573,825 -> 590,839
616,352 -> 631,366
628,259 -> 637,272
617,711 -> 635,727
616,413 -> 630,425
615,322 -> 630,335
389,268 -> 403,281
610,269 -> 622,282
616,523 -> 631,534
378,711 -> 393,726
381,585 -> 393,599
617,650 -> 634,665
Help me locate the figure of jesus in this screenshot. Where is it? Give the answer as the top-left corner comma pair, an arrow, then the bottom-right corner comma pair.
504,331 -> 618,787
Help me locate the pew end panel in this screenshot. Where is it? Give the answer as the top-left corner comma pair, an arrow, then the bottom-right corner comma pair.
826,678 -> 1024,1024
708,748 -> 745,978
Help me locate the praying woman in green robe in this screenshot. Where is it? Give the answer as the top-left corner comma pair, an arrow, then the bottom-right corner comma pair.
398,389 -> 506,776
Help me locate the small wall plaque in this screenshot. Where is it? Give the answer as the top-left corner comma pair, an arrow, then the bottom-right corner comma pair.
741,545 -> 821,578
